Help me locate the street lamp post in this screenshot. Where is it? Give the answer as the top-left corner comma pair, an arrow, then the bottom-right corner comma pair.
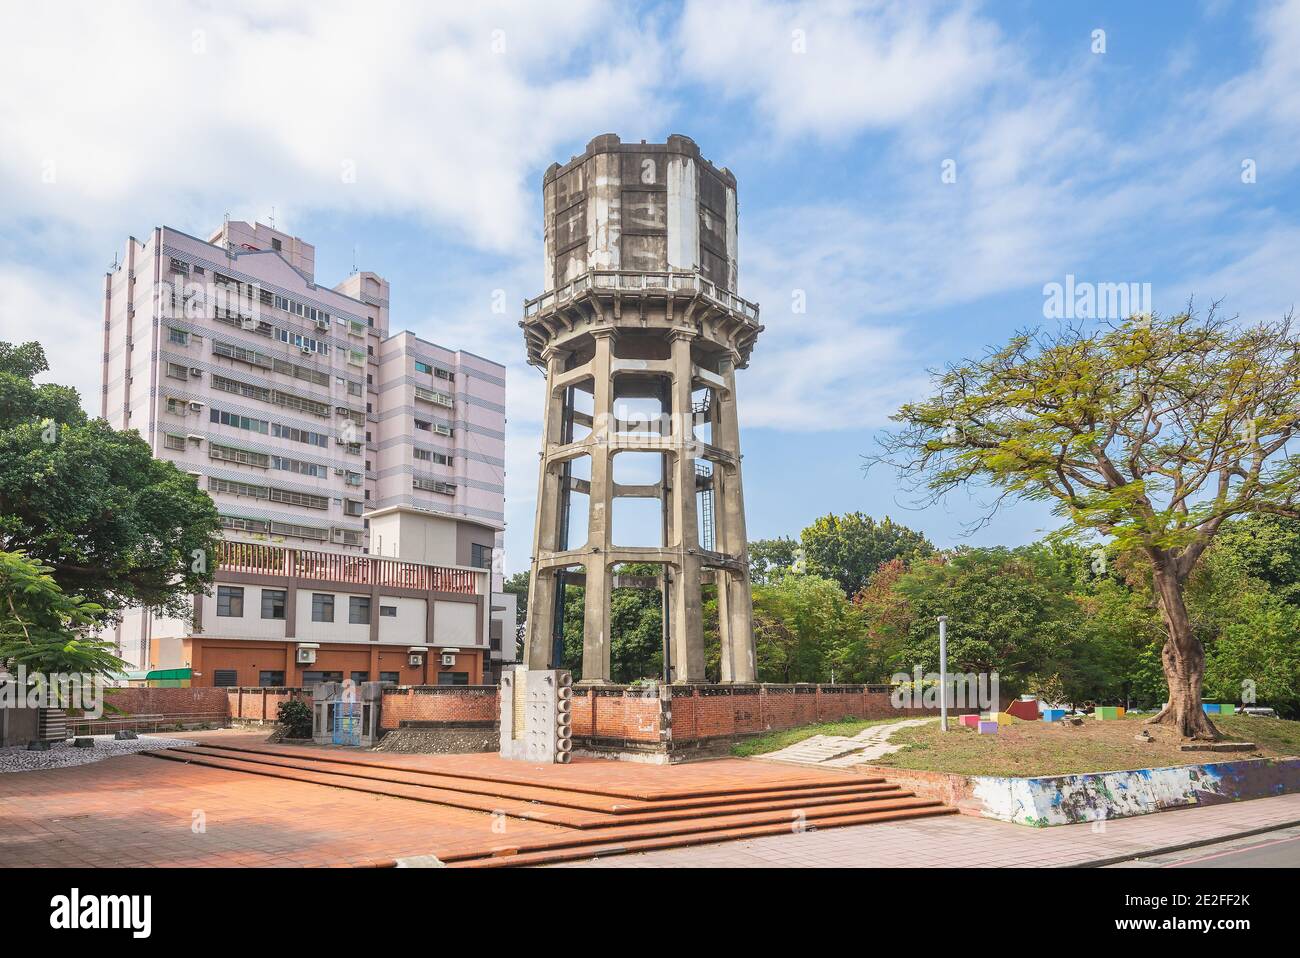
937,615 -> 949,732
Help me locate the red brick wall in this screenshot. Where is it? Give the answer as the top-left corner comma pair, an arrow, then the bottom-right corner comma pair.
218,682 -> 994,743
664,685 -> 985,745
378,686 -> 498,730
100,687 -> 231,719
224,687 -> 312,723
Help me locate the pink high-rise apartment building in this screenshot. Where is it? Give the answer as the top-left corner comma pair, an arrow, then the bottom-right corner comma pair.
101,220 -> 513,685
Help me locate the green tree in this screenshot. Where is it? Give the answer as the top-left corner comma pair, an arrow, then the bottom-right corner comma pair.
800,513 -> 933,597
503,570 -> 529,659
752,573 -> 864,683
888,547 -> 1081,692
748,537 -> 799,584
557,564 -> 663,682
0,342 -> 221,620
0,550 -> 124,686
873,310 -> 1300,739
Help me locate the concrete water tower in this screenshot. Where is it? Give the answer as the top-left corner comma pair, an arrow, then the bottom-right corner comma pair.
520,134 -> 763,684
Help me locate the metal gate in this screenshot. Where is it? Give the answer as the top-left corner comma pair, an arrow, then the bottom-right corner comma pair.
332,701 -> 361,746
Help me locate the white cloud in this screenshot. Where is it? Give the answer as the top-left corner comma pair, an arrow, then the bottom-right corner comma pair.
676,0 -> 1006,139
0,1 -> 666,255
0,264 -> 104,406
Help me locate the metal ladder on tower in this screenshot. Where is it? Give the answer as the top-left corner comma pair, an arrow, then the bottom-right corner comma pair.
696,462 -> 715,552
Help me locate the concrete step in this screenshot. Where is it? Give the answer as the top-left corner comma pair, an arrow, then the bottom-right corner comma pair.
147,747 -> 923,829
169,740 -> 878,801
449,804 -> 960,867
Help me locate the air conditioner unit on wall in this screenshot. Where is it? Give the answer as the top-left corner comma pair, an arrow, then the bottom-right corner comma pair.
440,653 -> 456,667
408,653 -> 423,667
296,648 -> 316,664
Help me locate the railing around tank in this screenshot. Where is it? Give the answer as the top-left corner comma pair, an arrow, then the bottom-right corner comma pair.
216,541 -> 484,594
523,268 -> 759,322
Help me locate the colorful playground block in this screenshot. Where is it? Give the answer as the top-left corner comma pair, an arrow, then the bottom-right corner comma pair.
959,714 -> 981,728
993,711 -> 1018,726
1220,704 -> 1235,715
1203,703 -> 1221,714
1041,709 -> 1067,722
1006,698 -> 1041,721
978,721 -> 999,735
1094,706 -> 1125,720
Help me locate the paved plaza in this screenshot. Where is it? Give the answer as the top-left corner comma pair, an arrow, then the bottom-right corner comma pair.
1,730 -> 1297,868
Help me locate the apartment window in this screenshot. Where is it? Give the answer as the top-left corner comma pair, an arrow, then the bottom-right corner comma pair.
211,443 -> 270,468
261,589 -> 287,620
272,455 -> 326,478
415,361 -> 433,374
213,669 -> 239,688
437,672 -> 469,686
414,477 -> 456,495
301,670 -> 343,688
349,596 -> 370,625
163,433 -> 186,452
168,327 -> 189,345
216,586 -> 244,617
166,362 -> 188,380
272,423 -> 328,447
311,593 -> 334,623
220,515 -> 269,534
211,408 -> 269,434
379,605 -> 397,618
350,671 -> 369,685
470,543 -> 492,570
269,520 -> 329,541
379,672 -> 400,685
414,419 -> 430,431
272,237 -> 282,252
258,671 -> 285,687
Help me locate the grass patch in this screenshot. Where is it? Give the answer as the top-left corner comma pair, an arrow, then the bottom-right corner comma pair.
730,717 -> 907,757
867,713 -> 1300,777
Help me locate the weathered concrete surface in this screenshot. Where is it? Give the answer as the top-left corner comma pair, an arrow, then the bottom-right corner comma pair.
969,757 -> 1300,826
522,134 -> 762,686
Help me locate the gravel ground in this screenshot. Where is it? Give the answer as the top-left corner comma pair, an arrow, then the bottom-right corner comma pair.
0,735 -> 196,773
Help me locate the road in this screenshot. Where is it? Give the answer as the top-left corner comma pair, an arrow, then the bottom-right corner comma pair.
1106,824 -> 1300,867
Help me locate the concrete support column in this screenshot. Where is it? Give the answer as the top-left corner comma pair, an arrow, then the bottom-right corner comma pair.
715,359 -> 756,683
580,328 -> 617,684
669,330 -> 705,682
525,347 -> 568,668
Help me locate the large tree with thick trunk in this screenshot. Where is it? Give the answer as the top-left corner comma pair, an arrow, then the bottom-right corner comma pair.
870,309 -> 1300,739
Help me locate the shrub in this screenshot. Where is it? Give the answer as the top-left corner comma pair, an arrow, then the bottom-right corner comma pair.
276,698 -> 312,738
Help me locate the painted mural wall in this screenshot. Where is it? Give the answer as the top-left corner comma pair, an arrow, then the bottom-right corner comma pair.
970,758 -> 1300,826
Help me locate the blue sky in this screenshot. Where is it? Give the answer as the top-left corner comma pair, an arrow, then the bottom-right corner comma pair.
2,1 -> 1298,575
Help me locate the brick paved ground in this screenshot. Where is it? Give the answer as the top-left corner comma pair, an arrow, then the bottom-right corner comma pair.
548,792 -> 1300,867
0,731 -> 939,867
3,728 -> 1296,868
0,752 -> 576,867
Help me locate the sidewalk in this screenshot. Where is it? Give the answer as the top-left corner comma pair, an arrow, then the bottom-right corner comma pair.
549,792 -> 1300,867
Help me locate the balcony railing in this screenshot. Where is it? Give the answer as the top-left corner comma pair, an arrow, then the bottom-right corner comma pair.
217,541 -> 483,595
523,269 -> 759,322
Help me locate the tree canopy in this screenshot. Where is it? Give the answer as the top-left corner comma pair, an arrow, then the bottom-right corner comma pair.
0,341 -> 221,621
871,310 -> 1300,737
799,512 -> 933,597
0,549 -> 125,683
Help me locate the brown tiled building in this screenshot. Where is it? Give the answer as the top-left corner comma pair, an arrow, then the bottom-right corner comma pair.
147,514 -> 493,688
